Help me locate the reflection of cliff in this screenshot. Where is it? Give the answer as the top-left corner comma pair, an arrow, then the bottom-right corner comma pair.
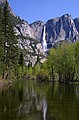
18,92 -> 47,120
17,80 -> 48,120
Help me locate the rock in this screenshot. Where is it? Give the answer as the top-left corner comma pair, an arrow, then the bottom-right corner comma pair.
74,18 -> 79,33
36,43 -> 44,55
46,14 -> 79,47
30,21 -> 44,41
16,20 -> 34,38
18,37 -> 46,66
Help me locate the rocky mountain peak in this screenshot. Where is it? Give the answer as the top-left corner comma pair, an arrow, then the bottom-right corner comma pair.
30,21 -> 44,26
45,14 -> 79,48
62,14 -> 71,18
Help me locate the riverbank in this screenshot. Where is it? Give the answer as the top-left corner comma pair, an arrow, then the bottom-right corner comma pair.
0,76 -> 12,90
0,74 -> 79,90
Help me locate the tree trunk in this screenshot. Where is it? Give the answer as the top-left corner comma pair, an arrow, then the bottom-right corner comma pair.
2,71 -> 5,79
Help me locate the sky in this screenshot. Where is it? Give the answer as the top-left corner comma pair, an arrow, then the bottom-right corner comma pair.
8,0 -> 79,24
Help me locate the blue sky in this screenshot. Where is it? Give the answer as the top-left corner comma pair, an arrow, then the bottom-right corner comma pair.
8,0 -> 79,23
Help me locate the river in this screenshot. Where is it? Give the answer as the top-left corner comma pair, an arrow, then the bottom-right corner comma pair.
0,79 -> 79,120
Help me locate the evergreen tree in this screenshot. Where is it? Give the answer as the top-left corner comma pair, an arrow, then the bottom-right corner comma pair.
0,6 -> 4,73
0,6 -> 3,59
2,1 -> 18,79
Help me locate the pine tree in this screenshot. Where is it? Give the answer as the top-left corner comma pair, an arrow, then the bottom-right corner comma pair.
0,6 -> 4,73
2,1 -> 18,79
0,6 -> 3,59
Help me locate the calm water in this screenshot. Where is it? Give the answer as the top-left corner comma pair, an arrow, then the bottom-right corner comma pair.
0,80 -> 79,120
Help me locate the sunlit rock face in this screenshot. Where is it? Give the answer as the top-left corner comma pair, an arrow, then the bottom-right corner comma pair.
46,14 -> 79,47
16,14 -> 79,50
18,37 -> 45,67
30,21 -> 44,41
16,20 -> 44,41
16,20 -> 34,38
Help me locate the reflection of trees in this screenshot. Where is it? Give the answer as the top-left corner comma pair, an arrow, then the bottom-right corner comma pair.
0,88 -> 21,120
46,83 -> 79,120
75,85 -> 79,99
0,80 -> 48,120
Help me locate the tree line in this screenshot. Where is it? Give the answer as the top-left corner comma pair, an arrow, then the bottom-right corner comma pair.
44,41 -> 79,83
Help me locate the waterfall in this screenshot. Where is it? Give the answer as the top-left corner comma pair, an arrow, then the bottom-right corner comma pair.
42,25 -> 47,51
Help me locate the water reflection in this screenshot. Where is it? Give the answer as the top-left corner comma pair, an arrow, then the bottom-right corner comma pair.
42,96 -> 47,120
0,80 -> 79,120
47,83 -> 79,120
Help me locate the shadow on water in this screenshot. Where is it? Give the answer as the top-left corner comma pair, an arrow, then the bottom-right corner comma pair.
0,79 -> 79,120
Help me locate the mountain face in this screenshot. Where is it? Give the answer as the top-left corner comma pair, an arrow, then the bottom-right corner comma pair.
30,21 -> 44,41
16,20 -> 44,41
46,14 -> 79,48
18,36 -> 45,66
15,14 -> 79,49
